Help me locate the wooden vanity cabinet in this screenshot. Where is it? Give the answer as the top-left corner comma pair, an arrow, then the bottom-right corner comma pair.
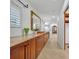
10,46 -> 25,59
43,33 -> 48,44
10,41 -> 30,59
30,38 -> 36,59
36,36 -> 44,57
35,34 -> 48,58
10,33 -> 48,59
24,43 -> 30,59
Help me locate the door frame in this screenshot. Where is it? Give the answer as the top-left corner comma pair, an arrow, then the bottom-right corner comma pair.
64,12 -> 66,49
64,8 -> 69,50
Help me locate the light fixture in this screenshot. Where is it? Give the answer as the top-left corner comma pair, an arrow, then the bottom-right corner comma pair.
52,16 -> 55,18
18,0 -> 28,8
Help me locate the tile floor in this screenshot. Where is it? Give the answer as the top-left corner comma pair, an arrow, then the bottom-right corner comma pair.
37,34 -> 69,59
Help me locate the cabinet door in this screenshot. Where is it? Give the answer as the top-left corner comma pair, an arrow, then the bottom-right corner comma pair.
30,39 -> 36,59
24,44 -> 30,59
36,36 -> 44,57
44,34 -> 48,44
10,46 -> 24,59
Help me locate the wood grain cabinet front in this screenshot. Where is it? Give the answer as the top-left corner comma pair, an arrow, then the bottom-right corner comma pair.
10,42 -> 30,59
35,36 -> 44,57
24,44 -> 30,59
10,46 -> 25,59
44,34 -> 48,44
10,33 -> 48,59
30,39 -> 36,59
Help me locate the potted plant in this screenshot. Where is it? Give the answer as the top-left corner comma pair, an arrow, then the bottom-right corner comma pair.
24,27 -> 29,35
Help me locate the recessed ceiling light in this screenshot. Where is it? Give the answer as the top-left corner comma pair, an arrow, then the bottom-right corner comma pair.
52,16 -> 55,18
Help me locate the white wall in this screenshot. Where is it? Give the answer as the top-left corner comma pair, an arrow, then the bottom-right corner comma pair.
57,13 -> 64,49
60,0 -> 69,13
57,0 -> 69,49
10,0 -> 32,37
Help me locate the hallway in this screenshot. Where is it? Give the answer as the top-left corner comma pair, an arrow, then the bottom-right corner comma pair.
37,34 -> 69,59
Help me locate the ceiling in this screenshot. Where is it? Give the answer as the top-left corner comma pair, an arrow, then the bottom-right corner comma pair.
28,0 -> 65,15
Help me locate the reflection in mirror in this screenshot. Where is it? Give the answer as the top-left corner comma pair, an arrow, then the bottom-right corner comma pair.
31,11 -> 41,31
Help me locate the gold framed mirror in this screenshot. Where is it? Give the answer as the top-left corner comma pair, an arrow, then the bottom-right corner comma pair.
31,10 -> 41,31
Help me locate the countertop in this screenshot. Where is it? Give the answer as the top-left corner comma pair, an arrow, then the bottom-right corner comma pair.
10,33 -> 45,47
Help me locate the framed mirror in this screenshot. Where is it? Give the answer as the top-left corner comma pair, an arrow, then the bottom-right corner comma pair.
31,10 -> 41,31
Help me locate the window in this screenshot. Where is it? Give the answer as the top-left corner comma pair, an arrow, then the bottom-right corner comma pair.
10,3 -> 21,28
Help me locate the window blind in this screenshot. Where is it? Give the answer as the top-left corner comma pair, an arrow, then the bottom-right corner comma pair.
10,4 -> 21,28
